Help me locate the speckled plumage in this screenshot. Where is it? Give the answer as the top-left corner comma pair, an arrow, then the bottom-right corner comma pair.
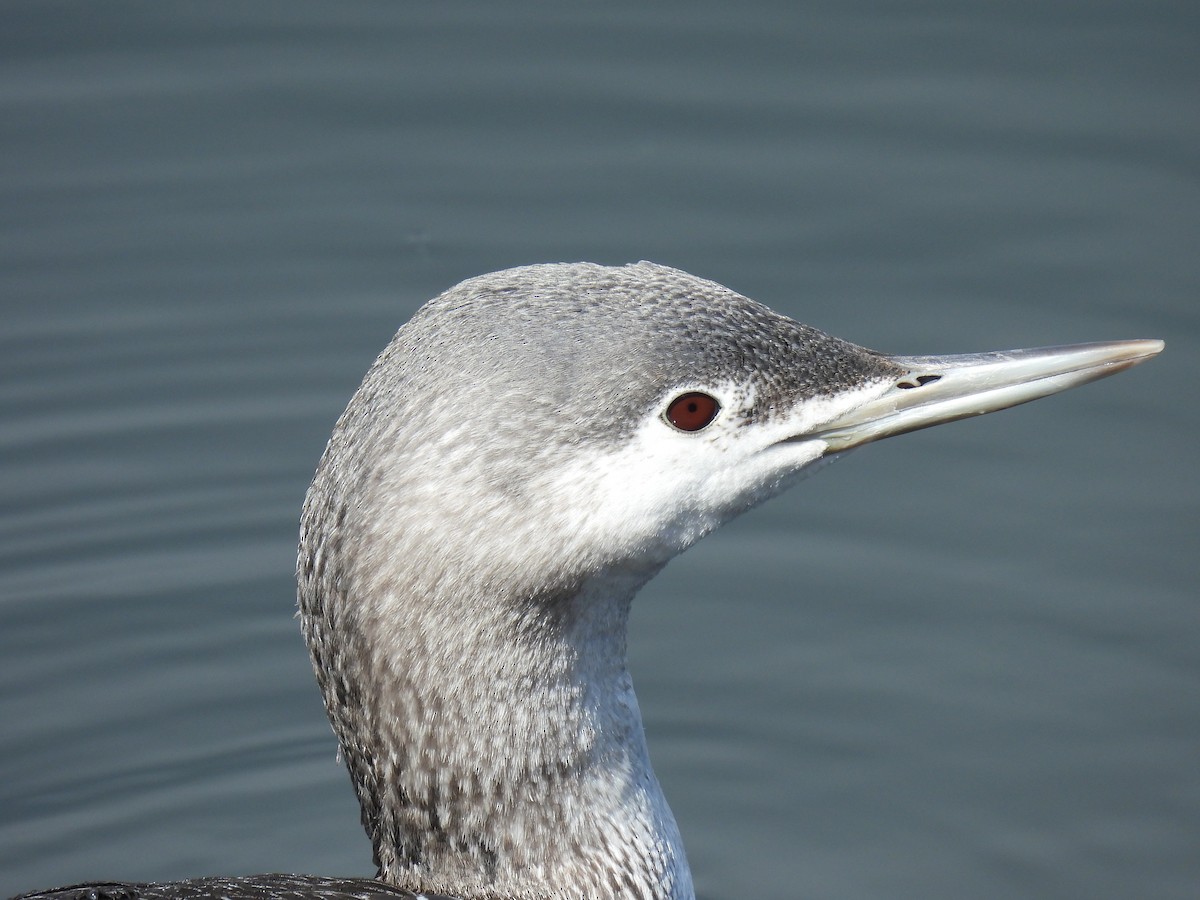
297,263 -> 900,899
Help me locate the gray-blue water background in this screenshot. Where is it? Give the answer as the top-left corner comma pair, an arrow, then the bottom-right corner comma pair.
1,3 -> 1196,898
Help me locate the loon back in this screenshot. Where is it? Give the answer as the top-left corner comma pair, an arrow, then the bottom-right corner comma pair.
12,877 -> 454,900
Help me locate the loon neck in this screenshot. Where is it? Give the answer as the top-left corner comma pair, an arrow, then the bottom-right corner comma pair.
301,545 -> 694,900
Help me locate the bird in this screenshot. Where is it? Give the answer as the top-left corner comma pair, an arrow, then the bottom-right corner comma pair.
12,262 -> 1163,900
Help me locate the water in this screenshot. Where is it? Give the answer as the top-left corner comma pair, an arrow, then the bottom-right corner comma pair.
1,3 -> 1196,898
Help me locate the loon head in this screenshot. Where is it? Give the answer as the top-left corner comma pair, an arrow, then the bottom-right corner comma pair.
298,261 -> 1161,900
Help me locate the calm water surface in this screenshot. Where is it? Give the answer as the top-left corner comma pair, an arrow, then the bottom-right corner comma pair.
1,3 -> 1196,899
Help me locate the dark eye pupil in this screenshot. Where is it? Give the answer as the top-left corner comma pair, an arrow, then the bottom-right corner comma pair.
665,392 -> 720,432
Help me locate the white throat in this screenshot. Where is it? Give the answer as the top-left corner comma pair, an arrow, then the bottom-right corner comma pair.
306,551 -> 693,899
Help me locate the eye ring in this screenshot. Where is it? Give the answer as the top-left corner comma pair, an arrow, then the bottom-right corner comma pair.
664,392 -> 721,432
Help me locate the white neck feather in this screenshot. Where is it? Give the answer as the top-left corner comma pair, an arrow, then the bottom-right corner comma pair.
303,522 -> 694,900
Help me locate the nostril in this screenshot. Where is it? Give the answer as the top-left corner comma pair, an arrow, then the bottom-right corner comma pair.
896,374 -> 942,390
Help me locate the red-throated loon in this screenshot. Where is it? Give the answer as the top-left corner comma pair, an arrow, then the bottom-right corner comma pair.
13,263 -> 1163,900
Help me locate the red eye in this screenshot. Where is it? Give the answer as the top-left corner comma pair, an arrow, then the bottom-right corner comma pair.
665,392 -> 720,432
